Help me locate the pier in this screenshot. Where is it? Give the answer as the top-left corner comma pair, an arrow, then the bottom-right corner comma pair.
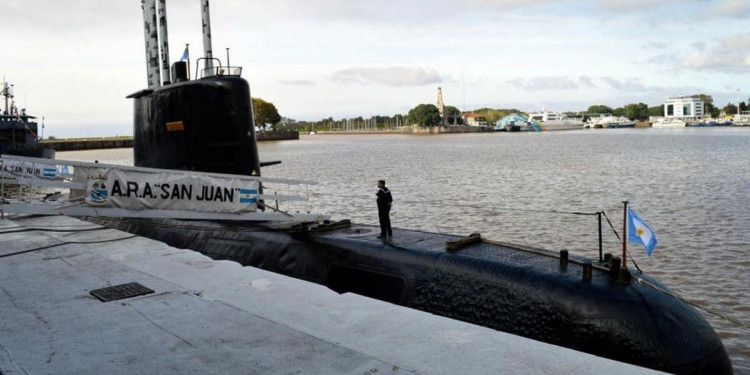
0,214 -> 665,375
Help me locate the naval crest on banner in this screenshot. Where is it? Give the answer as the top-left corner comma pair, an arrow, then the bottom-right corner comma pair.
86,173 -> 110,206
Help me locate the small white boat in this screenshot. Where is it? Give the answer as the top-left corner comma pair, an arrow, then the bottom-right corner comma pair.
527,111 -> 585,131
590,116 -> 636,129
652,118 -> 687,128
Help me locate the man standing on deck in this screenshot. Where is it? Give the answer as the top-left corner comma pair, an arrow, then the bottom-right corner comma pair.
376,180 -> 393,238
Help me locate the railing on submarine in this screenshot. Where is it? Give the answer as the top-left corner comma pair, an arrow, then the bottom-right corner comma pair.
0,154 -> 326,222
195,57 -> 242,79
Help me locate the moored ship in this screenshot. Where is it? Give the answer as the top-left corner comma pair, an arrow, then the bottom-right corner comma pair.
528,110 -> 586,130
0,80 -> 54,158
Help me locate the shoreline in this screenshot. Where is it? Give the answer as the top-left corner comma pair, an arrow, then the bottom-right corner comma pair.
40,131 -> 301,151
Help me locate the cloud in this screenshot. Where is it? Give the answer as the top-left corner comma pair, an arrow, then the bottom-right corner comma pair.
644,54 -> 678,65
330,67 -> 442,86
679,33 -> 750,72
595,0 -> 661,12
507,76 -> 597,91
708,0 -> 750,19
599,77 -> 648,92
690,41 -> 708,51
642,41 -> 668,49
507,76 -> 660,94
280,79 -> 316,86
578,76 -> 597,88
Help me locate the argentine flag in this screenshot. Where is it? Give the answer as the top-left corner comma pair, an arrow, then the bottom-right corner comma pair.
41,167 -> 57,178
627,208 -> 658,256
239,188 -> 257,204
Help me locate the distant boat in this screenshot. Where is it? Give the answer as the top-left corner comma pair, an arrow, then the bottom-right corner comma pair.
732,112 -> 750,126
595,116 -> 636,129
495,113 -> 542,132
527,111 -> 585,131
687,118 -> 731,127
652,118 -> 687,128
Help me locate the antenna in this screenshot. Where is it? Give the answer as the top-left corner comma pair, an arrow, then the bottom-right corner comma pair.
141,0 -> 161,88
201,0 -> 214,74
157,0 -> 171,85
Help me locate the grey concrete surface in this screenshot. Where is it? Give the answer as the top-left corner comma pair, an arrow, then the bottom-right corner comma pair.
0,215 -> 665,374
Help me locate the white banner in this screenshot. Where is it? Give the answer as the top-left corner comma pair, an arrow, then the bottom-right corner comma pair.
76,167 -> 258,213
1,159 -> 58,178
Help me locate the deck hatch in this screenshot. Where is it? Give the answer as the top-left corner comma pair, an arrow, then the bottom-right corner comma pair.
90,282 -> 154,302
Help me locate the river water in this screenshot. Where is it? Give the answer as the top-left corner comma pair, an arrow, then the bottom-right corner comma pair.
59,127 -> 749,373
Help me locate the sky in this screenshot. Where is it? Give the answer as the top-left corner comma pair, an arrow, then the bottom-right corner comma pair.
1,0 -> 749,137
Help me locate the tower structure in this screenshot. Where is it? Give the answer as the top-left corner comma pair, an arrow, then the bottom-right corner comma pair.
436,87 -> 446,125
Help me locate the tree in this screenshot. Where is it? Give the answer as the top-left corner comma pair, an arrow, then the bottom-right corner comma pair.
648,106 -> 663,117
444,105 -> 463,124
723,104 -> 738,115
252,98 -> 281,129
473,108 -> 525,124
406,104 -> 441,126
698,94 -> 715,118
586,105 -> 613,114
622,103 -> 649,120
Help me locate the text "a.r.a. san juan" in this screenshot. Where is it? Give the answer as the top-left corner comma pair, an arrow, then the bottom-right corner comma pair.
109,180 -> 238,202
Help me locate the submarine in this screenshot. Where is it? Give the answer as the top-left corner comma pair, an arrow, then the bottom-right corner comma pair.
88,1 -> 734,374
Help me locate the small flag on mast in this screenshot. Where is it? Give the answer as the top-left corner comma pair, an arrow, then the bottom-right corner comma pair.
180,46 -> 189,61
627,208 -> 657,256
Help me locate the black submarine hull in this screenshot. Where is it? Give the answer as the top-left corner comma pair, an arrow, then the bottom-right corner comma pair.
87,217 -> 732,375
118,75 -> 732,374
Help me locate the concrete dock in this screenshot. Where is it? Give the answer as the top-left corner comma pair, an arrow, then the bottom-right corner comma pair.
0,215 -> 665,374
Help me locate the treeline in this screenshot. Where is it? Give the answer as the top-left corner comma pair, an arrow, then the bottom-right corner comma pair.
284,115 -> 409,132
263,93 -> 750,131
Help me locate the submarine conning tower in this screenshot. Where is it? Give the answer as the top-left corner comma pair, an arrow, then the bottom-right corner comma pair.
129,0 -> 261,177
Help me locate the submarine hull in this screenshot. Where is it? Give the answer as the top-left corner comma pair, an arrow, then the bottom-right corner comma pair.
87,217 -> 733,375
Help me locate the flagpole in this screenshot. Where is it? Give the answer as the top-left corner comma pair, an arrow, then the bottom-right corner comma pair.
185,43 -> 191,79
597,211 -> 603,262
622,201 -> 628,269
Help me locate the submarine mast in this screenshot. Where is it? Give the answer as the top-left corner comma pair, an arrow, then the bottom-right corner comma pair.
201,0 -> 214,74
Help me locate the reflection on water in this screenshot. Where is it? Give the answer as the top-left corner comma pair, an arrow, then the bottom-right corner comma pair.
59,128 -> 750,373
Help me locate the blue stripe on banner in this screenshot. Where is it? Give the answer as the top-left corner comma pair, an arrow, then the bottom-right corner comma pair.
240,198 -> 257,204
239,189 -> 258,195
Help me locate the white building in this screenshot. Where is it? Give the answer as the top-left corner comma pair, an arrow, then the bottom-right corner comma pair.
664,96 -> 704,119
461,112 -> 488,126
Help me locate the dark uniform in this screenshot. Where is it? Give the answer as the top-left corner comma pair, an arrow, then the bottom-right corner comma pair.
376,186 -> 393,237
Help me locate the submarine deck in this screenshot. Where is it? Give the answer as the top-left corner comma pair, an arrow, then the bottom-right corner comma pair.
0,215 -> 665,375
218,219 -> 604,281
